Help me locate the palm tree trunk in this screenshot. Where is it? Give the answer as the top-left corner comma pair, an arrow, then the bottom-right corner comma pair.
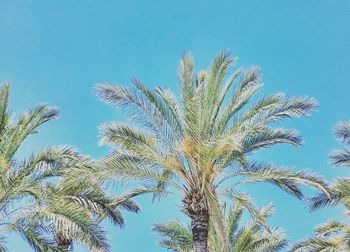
191,212 -> 209,252
183,189 -> 210,252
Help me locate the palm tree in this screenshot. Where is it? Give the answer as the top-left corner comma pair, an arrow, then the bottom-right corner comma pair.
0,82 -> 141,251
96,51 -> 328,252
153,200 -> 287,252
293,121 -> 350,251
0,81 -> 66,251
307,121 -> 350,212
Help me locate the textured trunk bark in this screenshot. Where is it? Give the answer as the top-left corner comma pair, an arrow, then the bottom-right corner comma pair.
182,189 -> 210,252
191,212 -> 210,252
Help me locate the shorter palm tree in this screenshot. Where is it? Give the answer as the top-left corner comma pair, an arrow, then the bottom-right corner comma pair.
0,82 -> 70,251
10,149 -> 144,252
0,82 -> 143,251
153,198 -> 287,252
308,121 -> 350,211
293,121 -> 350,251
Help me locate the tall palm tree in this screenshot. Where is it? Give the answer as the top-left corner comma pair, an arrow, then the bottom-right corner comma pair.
293,121 -> 350,251
96,51 -> 328,252
153,200 -> 287,252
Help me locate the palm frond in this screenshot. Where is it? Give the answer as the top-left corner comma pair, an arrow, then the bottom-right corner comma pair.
315,221 -> 348,237
291,236 -> 348,252
34,205 -> 110,252
0,82 -> 10,136
226,201 -> 243,243
153,221 -> 193,251
308,179 -> 350,210
12,220 -> 57,252
1,105 -> 58,161
225,162 -> 329,199
242,128 -> 302,154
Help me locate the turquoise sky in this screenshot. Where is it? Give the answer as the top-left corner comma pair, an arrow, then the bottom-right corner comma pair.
1,0 -> 350,251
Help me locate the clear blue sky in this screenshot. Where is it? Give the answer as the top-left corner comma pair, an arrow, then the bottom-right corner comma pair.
1,0 -> 350,251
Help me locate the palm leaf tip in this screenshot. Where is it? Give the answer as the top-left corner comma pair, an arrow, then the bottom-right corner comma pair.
329,120 -> 350,167
334,121 -> 350,144
330,149 -> 350,167
94,83 -> 128,107
94,83 -> 116,103
307,193 -> 330,211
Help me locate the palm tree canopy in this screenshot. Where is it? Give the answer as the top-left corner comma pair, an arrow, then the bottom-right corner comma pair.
96,51 -> 329,250
96,50 -> 328,197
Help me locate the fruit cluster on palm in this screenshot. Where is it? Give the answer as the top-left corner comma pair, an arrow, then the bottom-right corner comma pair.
96,51 -> 329,252
292,121 -> 350,251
